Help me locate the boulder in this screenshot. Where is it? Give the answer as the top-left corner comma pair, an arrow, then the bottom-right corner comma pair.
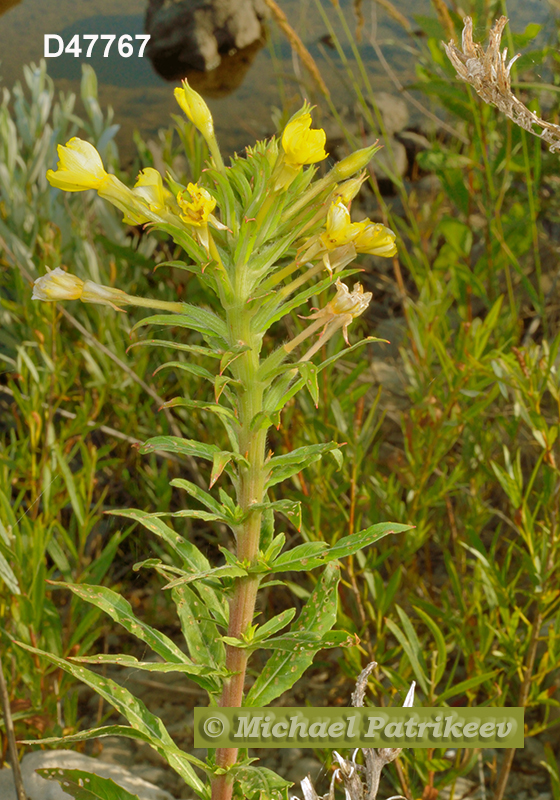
146,0 -> 269,74
0,749 -> 176,800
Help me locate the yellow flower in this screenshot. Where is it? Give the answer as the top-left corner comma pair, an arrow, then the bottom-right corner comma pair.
132,168 -> 173,212
32,267 -> 84,301
46,138 -> 108,191
355,222 -> 397,257
282,113 -> 327,167
174,81 -> 214,140
320,199 -> 366,250
177,183 -> 216,227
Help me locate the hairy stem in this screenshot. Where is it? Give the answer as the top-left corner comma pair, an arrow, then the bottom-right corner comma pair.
211,300 -> 268,800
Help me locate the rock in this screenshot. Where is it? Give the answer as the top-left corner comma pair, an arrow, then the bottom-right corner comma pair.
373,92 -> 410,135
145,0 -> 269,73
286,756 -> 322,785
367,136 -> 408,178
0,750 -> 176,800
438,777 -> 481,800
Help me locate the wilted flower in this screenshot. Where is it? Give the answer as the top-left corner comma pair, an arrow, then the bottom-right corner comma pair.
32,267 -> 128,310
32,267 -> 183,314
285,278 -> 373,363
32,267 -> 84,301
282,113 -> 327,167
46,138 -> 108,192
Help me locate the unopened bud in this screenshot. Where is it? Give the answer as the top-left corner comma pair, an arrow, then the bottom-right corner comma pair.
333,172 -> 368,205
174,80 -> 215,141
330,143 -> 381,181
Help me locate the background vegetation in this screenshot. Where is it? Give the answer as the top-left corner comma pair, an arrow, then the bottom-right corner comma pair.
1,1 -> 560,798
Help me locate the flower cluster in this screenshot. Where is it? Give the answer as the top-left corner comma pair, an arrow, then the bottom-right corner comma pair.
37,80 -> 399,360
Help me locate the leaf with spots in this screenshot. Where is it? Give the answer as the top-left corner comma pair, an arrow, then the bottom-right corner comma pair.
37,769 -> 142,800
68,653 -> 226,693
105,509 -> 210,572
58,583 -> 190,665
14,642 -> 208,797
233,765 -> 292,800
265,442 -> 344,490
172,583 -> 225,669
245,563 -> 340,707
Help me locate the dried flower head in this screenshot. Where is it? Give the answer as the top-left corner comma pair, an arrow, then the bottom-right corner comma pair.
445,16 -> 560,153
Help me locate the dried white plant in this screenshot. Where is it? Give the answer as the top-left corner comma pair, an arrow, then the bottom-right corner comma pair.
444,16 -> 560,152
290,662 -> 415,800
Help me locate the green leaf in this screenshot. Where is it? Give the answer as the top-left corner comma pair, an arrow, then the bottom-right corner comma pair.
266,442 -> 343,489
234,765 -> 292,800
59,583 -> 191,664
126,339 -> 221,359
152,360 -> 215,381
38,769 -> 142,800
70,653 -> 224,680
437,670 -> 499,703
0,549 -> 19,594
14,642 -> 207,796
385,610 -> 429,695
173,583 -> 225,670
253,608 -> 296,641
248,499 -> 301,531
105,509 -> 210,572
271,542 -> 329,573
20,725 -> 206,772
139,435 -> 220,461
131,307 -> 228,344
161,397 -> 238,424
161,563 -> 247,590
297,362 -> 319,407
245,563 -> 340,706
326,522 -> 412,560
170,478 -> 236,518
413,605 -> 448,687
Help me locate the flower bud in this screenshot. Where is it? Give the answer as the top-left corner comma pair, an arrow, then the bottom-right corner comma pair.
333,172 -> 368,205
330,143 -> 381,181
174,80 -> 215,141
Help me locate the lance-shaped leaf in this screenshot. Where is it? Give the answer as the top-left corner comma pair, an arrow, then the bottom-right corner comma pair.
324,522 -> 413,561
131,307 -> 229,344
57,583 -> 190,664
270,541 -> 329,573
38,769 -> 144,800
223,629 -> 352,651
245,499 -> 301,532
126,338 -> 222,359
173,583 -> 225,668
105,509 -> 210,572
69,653 -> 224,693
265,442 -> 344,489
152,360 -> 215,382
14,643 -> 206,795
161,397 -> 238,423
161,563 -> 247,591
233,765 -> 292,800
170,478 -> 239,519
245,563 -> 340,707
21,725 -> 207,771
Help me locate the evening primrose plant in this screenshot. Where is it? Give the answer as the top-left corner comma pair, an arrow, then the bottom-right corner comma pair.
23,83 -> 409,800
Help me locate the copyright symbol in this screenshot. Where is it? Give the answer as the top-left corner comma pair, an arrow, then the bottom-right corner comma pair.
203,714 -> 228,738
